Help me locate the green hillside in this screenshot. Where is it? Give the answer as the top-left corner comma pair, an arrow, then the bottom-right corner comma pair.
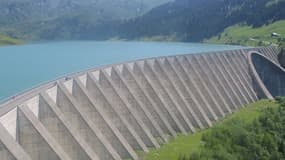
0,34 -> 22,46
205,20 -> 285,47
0,0 -> 171,40
142,99 -> 280,160
116,0 -> 285,43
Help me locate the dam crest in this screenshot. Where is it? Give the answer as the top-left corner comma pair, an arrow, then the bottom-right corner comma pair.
0,46 -> 283,160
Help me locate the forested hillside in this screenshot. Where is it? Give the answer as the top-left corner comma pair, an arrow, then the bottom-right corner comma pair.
116,0 -> 285,42
0,0 -> 171,40
1,0 -> 285,44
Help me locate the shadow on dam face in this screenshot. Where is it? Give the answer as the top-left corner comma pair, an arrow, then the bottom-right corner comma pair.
249,51 -> 285,99
0,46 -> 283,160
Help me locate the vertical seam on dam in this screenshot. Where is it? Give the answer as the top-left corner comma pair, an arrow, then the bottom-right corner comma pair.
199,54 -> 232,114
144,60 -> 189,133
123,63 -> 177,137
75,75 -> 139,159
203,53 -> 236,110
159,58 -> 203,129
57,82 -> 122,160
169,57 -> 212,128
186,55 -> 225,118
179,56 -> 219,121
224,52 -> 253,104
135,61 -> 185,133
102,68 -> 159,148
148,59 -> 195,132
98,70 -> 150,151
232,51 -> 259,101
214,54 -> 245,107
229,51 -> 256,102
112,66 -> 168,142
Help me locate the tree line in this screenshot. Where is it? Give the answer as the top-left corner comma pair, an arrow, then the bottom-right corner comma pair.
115,0 -> 285,42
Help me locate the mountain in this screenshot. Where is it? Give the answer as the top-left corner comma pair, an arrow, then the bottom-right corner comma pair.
1,0 -> 285,43
0,0 -> 172,24
116,0 -> 285,42
0,0 -> 172,39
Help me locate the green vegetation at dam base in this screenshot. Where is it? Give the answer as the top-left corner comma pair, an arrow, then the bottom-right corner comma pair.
0,34 -> 22,46
142,98 -> 285,160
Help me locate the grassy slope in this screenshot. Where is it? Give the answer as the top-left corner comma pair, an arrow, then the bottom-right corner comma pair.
143,99 -> 279,160
205,20 -> 285,47
0,34 -> 22,46
266,0 -> 285,7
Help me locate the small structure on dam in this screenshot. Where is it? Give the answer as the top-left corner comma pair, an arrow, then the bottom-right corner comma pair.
0,46 -> 283,160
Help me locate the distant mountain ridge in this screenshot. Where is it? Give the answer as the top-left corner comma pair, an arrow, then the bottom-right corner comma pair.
0,0 -> 172,25
0,0 -> 172,39
1,0 -> 285,42
115,0 -> 285,42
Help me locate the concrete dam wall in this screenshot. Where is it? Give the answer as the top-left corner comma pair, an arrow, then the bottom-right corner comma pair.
0,46 -> 283,160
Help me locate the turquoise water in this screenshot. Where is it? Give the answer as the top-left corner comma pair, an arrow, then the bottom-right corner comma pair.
0,41 -> 245,101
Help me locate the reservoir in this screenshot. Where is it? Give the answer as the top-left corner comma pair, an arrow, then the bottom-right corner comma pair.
0,41 -> 245,101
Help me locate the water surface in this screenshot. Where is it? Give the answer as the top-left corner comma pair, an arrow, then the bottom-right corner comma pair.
0,41 -> 245,101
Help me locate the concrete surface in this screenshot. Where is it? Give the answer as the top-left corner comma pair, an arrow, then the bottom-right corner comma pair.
0,46 -> 282,160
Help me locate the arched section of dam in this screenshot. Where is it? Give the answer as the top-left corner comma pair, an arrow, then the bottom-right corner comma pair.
249,51 -> 285,99
0,46 -> 283,160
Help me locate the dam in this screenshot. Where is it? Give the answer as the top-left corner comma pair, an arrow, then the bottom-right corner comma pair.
0,46 -> 283,160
